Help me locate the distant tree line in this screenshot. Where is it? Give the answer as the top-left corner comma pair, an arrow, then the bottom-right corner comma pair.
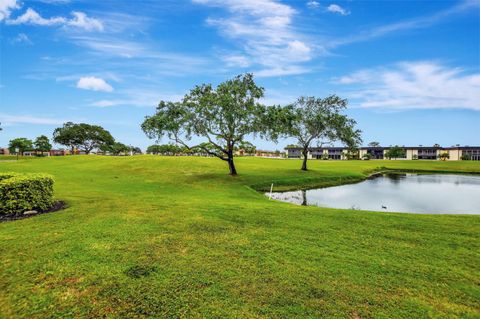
5,122 -> 142,156
146,141 -> 257,157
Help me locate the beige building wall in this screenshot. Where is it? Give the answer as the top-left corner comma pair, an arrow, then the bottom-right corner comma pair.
406,149 -> 418,160
447,149 -> 461,161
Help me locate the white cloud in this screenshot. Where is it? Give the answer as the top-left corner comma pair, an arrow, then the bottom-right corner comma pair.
6,8 -> 103,31
335,61 -> 480,111
70,36 -> 144,58
222,54 -> 251,67
39,0 -> 71,4
307,1 -> 320,9
77,76 -> 113,92
330,0 -> 478,47
7,8 -> 66,25
195,0 -> 314,77
0,114 -> 66,125
67,11 -> 104,31
327,4 -> 350,16
0,0 -> 19,21
90,90 -> 183,108
11,32 -> 32,44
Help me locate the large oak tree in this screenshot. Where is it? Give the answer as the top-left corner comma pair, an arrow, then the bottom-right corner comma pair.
142,74 -> 274,175
34,135 -> 52,153
283,95 -> 362,171
53,122 -> 114,154
8,138 -> 33,154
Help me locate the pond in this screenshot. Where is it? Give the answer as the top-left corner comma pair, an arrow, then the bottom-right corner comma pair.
268,173 -> 480,214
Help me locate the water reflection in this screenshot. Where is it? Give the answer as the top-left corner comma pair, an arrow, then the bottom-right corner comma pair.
268,173 -> 480,214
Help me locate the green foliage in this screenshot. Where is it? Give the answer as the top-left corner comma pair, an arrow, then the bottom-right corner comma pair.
439,152 -> 450,161
461,154 -> 471,161
142,73 -> 273,175
34,135 -> 52,152
412,154 -> 418,160
281,95 -> 362,170
385,146 -> 406,160
53,122 -> 115,154
147,144 -> 183,155
343,147 -> 360,160
0,172 -> 54,215
101,142 -> 131,155
1,157 -> 479,318
8,137 -> 33,154
0,157 -> 480,317
130,146 -> 142,155
235,141 -> 256,155
362,153 -> 372,160
285,144 -> 300,149
368,141 -> 380,147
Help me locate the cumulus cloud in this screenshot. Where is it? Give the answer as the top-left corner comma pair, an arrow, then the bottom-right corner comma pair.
327,4 -> 350,16
6,7 -> 103,31
76,76 -> 113,92
307,1 -> 320,9
0,0 -> 19,21
7,7 -> 66,25
335,61 -> 480,111
67,11 -> 103,31
194,0 -> 314,77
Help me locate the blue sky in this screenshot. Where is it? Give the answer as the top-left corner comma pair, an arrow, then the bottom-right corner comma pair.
0,0 -> 479,151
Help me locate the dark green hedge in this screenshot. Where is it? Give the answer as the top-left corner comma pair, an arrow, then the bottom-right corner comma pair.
0,173 -> 55,215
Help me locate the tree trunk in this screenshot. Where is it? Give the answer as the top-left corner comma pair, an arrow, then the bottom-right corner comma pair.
228,157 -> 237,175
227,145 -> 237,175
301,190 -> 307,206
301,147 -> 309,171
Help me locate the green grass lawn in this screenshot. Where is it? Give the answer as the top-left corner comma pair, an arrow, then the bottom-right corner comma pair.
0,156 -> 479,318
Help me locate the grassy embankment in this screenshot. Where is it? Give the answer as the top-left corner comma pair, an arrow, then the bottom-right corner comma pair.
0,156 -> 479,318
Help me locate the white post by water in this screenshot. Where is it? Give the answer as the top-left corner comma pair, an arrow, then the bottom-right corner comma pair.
269,183 -> 273,199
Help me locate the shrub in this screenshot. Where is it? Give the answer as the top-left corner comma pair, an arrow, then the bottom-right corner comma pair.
0,173 -> 54,215
0,172 -> 18,182
362,153 -> 372,160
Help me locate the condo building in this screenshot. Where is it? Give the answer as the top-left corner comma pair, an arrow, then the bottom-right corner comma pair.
285,145 -> 480,161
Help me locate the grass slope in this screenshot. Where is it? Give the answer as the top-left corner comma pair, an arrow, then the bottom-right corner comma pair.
0,156 -> 479,318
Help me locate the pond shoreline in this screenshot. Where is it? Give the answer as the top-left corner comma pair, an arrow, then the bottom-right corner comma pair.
255,167 -> 480,194
267,172 -> 480,214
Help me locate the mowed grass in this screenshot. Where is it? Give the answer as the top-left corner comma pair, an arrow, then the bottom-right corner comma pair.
0,156 -> 479,319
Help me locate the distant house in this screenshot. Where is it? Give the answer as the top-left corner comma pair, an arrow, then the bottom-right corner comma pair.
50,149 -> 69,156
255,150 -> 285,158
285,145 -> 480,161
0,148 -> 10,155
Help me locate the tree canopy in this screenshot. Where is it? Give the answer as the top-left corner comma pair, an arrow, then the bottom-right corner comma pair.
147,144 -> 185,155
281,95 -> 362,170
53,122 -> 114,154
8,138 -> 33,154
385,146 -> 406,160
142,73 -> 274,175
235,141 -> 256,155
439,152 -> 450,161
101,142 -> 131,156
34,135 -> 52,152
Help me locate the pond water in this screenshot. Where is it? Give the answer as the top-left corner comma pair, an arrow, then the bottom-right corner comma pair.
268,173 -> 480,214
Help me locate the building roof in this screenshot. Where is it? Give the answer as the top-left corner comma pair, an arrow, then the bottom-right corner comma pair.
285,145 -> 480,150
